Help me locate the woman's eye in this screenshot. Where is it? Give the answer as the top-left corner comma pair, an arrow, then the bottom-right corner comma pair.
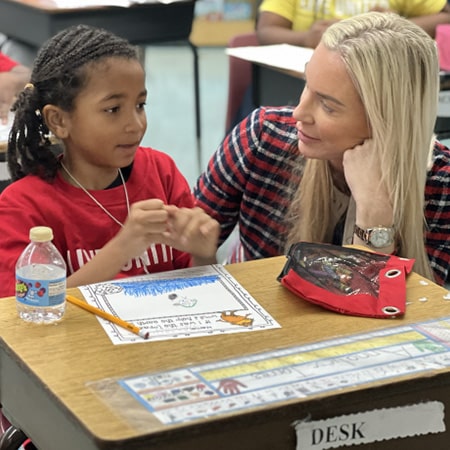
321,100 -> 334,113
105,106 -> 120,113
138,102 -> 146,110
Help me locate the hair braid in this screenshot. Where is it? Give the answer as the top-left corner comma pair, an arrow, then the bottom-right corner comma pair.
7,24 -> 139,182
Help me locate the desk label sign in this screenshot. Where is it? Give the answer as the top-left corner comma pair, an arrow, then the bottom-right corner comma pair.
294,401 -> 445,449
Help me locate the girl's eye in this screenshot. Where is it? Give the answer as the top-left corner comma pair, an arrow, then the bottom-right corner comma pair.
105,106 -> 120,113
138,102 -> 146,110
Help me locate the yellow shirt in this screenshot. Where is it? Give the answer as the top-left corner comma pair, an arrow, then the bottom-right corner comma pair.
259,0 -> 447,31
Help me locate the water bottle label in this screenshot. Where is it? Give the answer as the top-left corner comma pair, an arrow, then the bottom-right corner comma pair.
16,276 -> 66,307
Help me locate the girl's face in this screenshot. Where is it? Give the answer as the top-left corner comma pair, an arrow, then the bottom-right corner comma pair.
292,43 -> 370,170
61,57 -> 147,185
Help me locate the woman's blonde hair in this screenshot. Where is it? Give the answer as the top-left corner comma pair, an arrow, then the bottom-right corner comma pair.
285,12 -> 439,280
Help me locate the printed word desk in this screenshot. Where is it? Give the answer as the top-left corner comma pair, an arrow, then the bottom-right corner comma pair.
1,256 -> 450,449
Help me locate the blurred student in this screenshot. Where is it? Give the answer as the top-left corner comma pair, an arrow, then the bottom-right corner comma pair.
0,52 -> 30,124
257,0 -> 450,47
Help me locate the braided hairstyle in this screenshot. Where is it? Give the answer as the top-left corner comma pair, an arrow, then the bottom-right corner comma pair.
7,24 -> 139,182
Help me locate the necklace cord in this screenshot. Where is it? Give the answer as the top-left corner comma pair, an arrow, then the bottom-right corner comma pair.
60,161 -> 130,228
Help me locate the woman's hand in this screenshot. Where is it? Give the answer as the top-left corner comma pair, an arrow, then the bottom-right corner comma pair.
162,205 -> 220,264
343,139 -> 394,227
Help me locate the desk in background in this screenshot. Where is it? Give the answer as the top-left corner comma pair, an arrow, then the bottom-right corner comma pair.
1,256 -> 450,449
229,44 -> 450,138
254,67 -> 450,138
253,63 -> 304,108
256,70 -> 450,139
0,0 -> 203,169
226,43 -> 308,111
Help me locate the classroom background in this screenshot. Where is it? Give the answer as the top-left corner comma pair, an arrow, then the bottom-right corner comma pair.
143,44 -> 228,188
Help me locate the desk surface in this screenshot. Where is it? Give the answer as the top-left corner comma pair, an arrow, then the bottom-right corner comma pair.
1,256 -> 450,449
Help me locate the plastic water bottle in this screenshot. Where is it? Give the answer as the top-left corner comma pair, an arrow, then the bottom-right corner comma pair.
15,226 -> 66,324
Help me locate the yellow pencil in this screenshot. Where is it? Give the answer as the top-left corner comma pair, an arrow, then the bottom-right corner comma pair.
66,295 -> 150,339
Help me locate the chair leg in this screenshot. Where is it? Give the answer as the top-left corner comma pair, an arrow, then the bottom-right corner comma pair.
187,39 -> 202,173
0,426 -> 28,450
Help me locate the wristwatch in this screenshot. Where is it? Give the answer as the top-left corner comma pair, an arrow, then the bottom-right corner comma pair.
353,224 -> 395,249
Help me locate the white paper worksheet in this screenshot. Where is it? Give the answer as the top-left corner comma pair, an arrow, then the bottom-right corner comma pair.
78,264 -> 280,344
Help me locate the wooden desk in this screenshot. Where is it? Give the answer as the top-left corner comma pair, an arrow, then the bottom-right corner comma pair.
1,256 -> 450,449
0,0 -> 195,49
190,18 -> 255,47
0,0 -> 202,168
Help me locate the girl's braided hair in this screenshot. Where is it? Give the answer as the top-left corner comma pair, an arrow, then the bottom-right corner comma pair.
7,24 -> 139,182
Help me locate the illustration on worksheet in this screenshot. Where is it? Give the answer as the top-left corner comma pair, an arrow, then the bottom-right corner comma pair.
78,264 -> 280,344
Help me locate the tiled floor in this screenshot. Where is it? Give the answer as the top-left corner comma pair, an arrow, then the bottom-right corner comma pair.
142,44 -> 228,187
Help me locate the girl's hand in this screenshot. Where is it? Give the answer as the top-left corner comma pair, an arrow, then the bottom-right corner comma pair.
162,205 -> 220,262
115,198 -> 169,259
67,199 -> 170,287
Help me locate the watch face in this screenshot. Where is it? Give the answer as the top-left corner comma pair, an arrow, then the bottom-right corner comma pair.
370,228 -> 393,248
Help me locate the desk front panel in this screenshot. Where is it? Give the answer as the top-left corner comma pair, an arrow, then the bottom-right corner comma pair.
1,256 -> 450,449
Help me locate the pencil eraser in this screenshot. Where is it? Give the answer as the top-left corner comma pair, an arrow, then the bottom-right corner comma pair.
139,329 -> 150,339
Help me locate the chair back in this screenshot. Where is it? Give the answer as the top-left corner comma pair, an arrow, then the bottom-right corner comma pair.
225,31 -> 258,133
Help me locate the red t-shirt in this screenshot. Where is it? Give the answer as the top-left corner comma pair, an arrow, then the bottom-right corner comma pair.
0,147 -> 195,297
0,52 -> 19,72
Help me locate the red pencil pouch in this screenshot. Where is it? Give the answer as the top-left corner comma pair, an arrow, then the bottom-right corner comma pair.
277,242 -> 415,319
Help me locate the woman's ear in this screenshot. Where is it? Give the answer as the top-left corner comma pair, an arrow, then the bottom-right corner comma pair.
42,104 -> 70,139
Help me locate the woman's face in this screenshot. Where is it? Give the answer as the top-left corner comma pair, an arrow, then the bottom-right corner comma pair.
292,43 -> 370,170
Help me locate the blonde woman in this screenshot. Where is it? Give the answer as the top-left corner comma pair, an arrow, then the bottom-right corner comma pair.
194,12 -> 450,284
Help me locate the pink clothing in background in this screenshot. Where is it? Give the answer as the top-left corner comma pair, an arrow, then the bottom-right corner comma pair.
436,24 -> 450,71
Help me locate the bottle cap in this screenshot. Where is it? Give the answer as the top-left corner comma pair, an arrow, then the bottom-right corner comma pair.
29,226 -> 53,242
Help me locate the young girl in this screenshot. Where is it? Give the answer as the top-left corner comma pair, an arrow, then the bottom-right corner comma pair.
0,24 -> 219,297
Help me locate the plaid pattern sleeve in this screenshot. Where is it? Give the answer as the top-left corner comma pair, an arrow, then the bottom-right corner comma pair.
194,106 -> 300,262
425,141 -> 450,285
